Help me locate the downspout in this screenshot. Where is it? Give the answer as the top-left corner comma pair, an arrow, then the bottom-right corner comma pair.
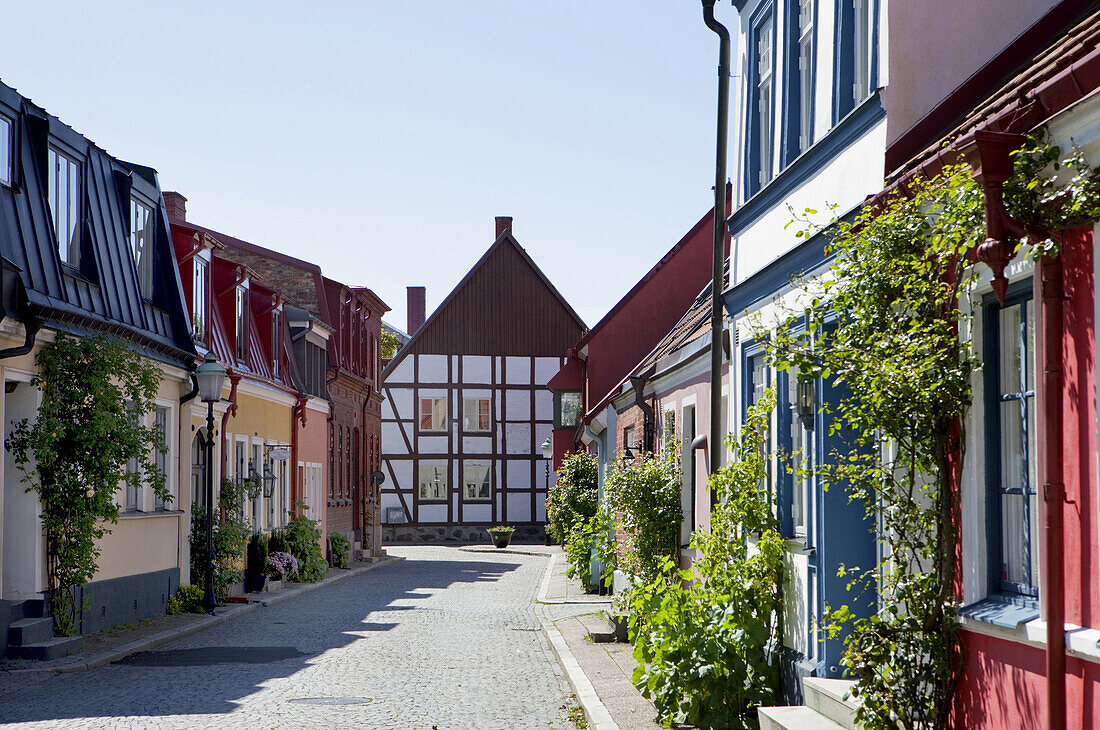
629,370 -> 656,453
291,394 -> 307,510
959,129 -> 1065,730
702,0 -> 730,477
0,316 -> 39,360
220,372 -> 241,500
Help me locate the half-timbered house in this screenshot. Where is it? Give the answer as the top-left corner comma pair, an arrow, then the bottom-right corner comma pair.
380,217 -> 585,542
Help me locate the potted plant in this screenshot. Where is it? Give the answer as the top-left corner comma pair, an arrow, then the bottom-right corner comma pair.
486,525 -> 515,549
244,531 -> 268,593
268,551 -> 299,587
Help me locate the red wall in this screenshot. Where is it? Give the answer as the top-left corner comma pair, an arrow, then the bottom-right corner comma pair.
954,227 -> 1097,729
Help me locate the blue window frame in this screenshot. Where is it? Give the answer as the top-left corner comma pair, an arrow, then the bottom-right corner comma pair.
744,3 -> 777,199
781,0 -> 816,167
742,340 -> 773,499
832,0 -> 878,123
984,286 -> 1038,599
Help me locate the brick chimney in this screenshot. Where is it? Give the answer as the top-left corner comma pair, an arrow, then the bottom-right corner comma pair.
407,286 -> 426,335
163,191 -> 187,222
495,216 -> 512,238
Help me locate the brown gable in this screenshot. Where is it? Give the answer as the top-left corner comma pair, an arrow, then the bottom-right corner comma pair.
399,233 -> 585,358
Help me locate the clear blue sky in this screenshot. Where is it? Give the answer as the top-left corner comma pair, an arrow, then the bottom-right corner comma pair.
1,1 -> 738,332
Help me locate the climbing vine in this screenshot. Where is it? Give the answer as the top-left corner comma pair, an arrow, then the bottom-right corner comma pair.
6,334 -> 166,635
763,135 -> 1100,729
605,449 -> 682,588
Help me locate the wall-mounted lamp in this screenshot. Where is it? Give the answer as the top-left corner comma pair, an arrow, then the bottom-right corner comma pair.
797,377 -> 815,427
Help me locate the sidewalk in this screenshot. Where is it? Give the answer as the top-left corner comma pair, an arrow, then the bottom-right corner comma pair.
0,556 -> 403,674
534,548 -> 662,730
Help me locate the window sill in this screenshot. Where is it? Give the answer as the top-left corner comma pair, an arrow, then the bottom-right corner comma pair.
959,594 -> 1039,629
959,613 -> 1100,666
118,509 -> 183,520
784,537 -> 814,556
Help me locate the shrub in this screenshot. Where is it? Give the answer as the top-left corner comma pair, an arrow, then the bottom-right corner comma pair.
189,478 -> 251,602
246,531 -> 268,575
564,505 -> 615,591
167,584 -> 206,615
328,532 -> 351,569
267,528 -> 290,556
630,394 -> 784,729
546,452 -> 599,545
605,449 -> 682,588
285,504 -> 327,582
267,551 -> 299,581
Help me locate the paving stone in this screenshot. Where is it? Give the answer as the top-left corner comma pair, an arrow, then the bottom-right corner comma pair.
0,546 -> 573,729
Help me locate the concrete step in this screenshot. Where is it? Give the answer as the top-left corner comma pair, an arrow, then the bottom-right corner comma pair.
804,678 -> 859,730
8,617 -> 53,646
758,706 -> 847,730
11,635 -> 83,661
8,599 -> 46,622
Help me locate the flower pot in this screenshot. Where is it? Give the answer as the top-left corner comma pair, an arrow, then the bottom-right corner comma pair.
487,529 -> 514,549
244,572 -> 267,593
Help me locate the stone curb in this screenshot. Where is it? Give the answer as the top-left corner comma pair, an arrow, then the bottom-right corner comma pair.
536,552 -> 613,606
7,555 -> 404,675
458,546 -> 554,558
535,554 -> 619,730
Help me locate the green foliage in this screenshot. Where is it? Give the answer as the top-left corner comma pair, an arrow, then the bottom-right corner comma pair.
380,329 -> 400,359
486,525 -> 515,534
604,449 -> 682,588
328,531 -> 351,569
246,531 -> 268,575
166,584 -> 205,615
267,528 -> 290,556
629,394 -> 784,729
564,504 -> 616,591
5,334 -> 166,635
190,477 -> 252,602
546,452 -> 600,545
285,504 -> 327,582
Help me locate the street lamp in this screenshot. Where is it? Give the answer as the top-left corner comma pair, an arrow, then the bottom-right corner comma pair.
541,437 -> 553,545
195,352 -> 226,615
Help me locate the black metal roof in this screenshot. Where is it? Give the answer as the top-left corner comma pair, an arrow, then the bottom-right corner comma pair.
0,80 -> 196,366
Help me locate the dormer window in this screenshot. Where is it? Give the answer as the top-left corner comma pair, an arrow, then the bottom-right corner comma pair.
235,284 -> 248,362
130,197 -> 154,298
48,145 -> 81,266
554,391 -> 582,429
0,115 -> 11,187
271,307 -> 281,376
192,257 -> 208,341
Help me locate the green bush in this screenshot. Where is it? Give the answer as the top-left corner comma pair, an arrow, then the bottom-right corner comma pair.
267,528 -> 290,556
605,449 -> 682,588
546,452 -> 599,545
629,393 -> 784,729
189,478 -> 251,602
328,531 -> 351,569
246,531 -> 268,575
285,504 -> 327,582
565,505 -> 615,592
167,584 -> 206,615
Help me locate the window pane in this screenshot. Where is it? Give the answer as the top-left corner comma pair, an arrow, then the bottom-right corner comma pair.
0,116 -> 10,187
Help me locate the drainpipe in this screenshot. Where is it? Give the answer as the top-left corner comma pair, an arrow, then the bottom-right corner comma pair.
0,316 -> 39,360
628,370 -> 656,454
702,0 -> 730,477
290,394 -> 307,509
220,372 -> 241,503
959,129 -> 1065,730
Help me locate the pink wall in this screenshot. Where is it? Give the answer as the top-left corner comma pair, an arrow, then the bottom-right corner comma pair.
885,0 -> 1058,149
955,228 -> 1097,728
298,403 -> 329,543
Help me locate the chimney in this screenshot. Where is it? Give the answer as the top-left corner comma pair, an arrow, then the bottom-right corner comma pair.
407,286 -> 426,334
163,191 -> 187,222
495,216 -> 512,239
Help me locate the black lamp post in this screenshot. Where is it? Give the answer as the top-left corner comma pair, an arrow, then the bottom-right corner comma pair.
195,352 -> 226,615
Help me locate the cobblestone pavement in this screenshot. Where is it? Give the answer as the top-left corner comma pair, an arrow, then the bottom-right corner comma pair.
0,546 -> 575,729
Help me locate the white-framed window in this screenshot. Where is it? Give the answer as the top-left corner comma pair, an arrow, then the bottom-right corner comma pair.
0,114 -> 11,187
419,397 -> 447,432
279,459 -> 289,526
756,12 -> 775,187
797,0 -> 815,151
48,145 -> 81,266
463,462 -> 491,501
554,391 -> 581,429
153,405 -> 171,511
786,367 -> 811,536
623,425 -> 635,451
419,462 -> 448,502
125,406 -> 142,512
251,442 -> 262,530
463,397 -> 490,432
853,0 -> 873,103
271,308 -> 282,376
130,197 -> 154,298
192,257 -> 208,340
235,285 -> 248,362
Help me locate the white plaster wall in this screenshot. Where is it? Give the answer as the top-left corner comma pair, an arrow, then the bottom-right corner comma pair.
464,504 -> 491,523
462,356 -> 492,384
507,463 -> 532,491
418,436 -> 448,455
534,390 -> 553,420
418,355 -> 448,382
534,357 -> 562,384
390,460 -> 413,491
505,391 -> 531,421
509,494 -> 532,523
387,357 -> 414,382
462,437 -> 491,454
535,492 -> 547,522
382,423 -> 408,454
505,357 -> 530,384
2,378 -> 42,598
387,388 -> 414,421
419,504 -> 447,523
506,424 -> 532,455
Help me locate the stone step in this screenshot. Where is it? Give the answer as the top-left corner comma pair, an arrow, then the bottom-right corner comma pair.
758,705 -> 847,730
8,617 -> 54,647
11,635 -> 83,661
578,613 -> 617,643
8,599 -> 46,622
804,678 -> 859,730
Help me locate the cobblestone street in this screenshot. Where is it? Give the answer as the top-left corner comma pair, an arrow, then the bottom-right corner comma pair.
0,547 -> 575,729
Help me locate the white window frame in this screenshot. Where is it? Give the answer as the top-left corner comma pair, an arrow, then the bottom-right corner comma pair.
271,308 -> 282,376
419,396 -> 447,433
48,145 -> 81,266
797,0 -> 815,151
463,397 -> 491,433
462,462 -> 491,501
853,0 -> 873,102
130,196 -> 155,299
756,12 -> 775,187
418,462 -> 448,502
192,256 -> 209,341
153,404 -> 172,511
235,285 -> 248,363
0,114 -> 11,188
